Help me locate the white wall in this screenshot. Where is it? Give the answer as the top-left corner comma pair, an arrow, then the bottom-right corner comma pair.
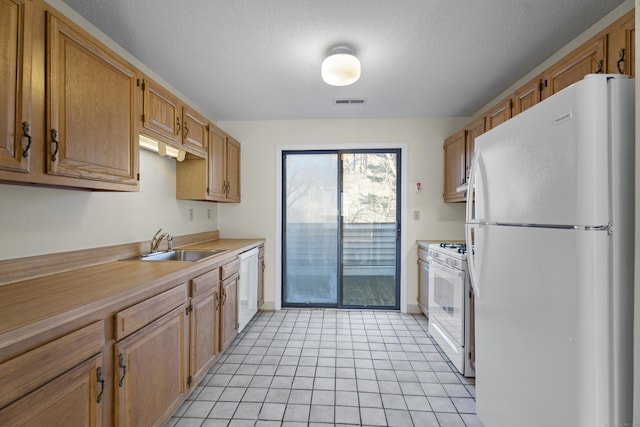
0,150 -> 217,260
216,118 -> 467,311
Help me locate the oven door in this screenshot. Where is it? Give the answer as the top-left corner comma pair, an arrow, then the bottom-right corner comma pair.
427,255 -> 465,347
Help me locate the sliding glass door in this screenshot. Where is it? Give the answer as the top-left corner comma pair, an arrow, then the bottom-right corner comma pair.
282,149 -> 400,309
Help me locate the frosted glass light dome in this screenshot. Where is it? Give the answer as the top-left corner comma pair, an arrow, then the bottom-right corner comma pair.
321,49 -> 361,86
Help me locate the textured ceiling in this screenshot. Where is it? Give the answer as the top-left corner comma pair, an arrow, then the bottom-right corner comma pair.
59,0 -> 626,121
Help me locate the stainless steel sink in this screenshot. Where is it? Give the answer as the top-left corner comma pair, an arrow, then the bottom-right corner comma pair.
125,249 -> 226,262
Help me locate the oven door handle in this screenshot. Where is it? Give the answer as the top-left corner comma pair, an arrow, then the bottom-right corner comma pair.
428,256 -> 464,278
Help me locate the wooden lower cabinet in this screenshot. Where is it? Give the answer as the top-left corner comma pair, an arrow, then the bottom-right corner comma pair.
189,269 -> 221,387
220,272 -> 239,352
114,304 -> 188,427
0,354 -> 104,426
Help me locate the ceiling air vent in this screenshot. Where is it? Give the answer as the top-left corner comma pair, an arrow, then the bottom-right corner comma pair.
335,98 -> 366,105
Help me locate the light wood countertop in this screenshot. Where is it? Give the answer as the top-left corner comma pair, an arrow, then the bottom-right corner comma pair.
0,237 -> 264,359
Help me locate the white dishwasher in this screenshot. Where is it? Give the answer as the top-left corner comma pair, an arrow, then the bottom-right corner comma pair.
237,247 -> 259,332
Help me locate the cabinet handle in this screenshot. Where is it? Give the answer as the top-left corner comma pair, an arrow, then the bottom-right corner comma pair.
215,292 -> 220,310
222,289 -> 227,306
118,353 -> 127,387
176,117 -> 181,136
617,48 -> 626,74
96,367 -> 105,403
183,123 -> 189,139
51,129 -> 59,162
595,59 -> 603,74
22,122 -> 32,158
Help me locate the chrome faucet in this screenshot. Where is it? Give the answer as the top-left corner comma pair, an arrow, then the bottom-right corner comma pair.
150,228 -> 173,253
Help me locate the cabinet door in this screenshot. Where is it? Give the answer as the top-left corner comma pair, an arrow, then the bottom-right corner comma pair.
225,136 -> 241,202
114,305 -> 188,427
190,285 -> 220,387
443,129 -> 466,203
220,273 -> 238,352
0,354 -> 104,427
417,257 -> 428,315
512,76 -> 543,115
182,106 -> 208,156
0,0 -> 31,173
465,117 -> 485,180
208,124 -> 228,200
545,35 -> 606,96
140,77 -> 182,146
46,13 -> 138,187
485,98 -> 512,131
607,10 -> 634,77
257,249 -> 265,308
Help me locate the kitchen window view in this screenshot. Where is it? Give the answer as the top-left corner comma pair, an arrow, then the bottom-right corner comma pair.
282,150 -> 400,309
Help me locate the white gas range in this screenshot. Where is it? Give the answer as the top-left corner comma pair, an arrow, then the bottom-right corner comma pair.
427,242 -> 475,377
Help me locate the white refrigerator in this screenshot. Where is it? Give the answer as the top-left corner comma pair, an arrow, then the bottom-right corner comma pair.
465,74 -> 634,427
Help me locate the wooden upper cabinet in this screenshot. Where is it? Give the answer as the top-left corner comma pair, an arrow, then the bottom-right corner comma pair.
485,97 -> 512,131
207,124 -> 228,200
465,116 -> 485,177
512,75 -> 543,116
176,123 -> 241,203
443,129 -> 466,203
607,9 -> 634,77
225,136 -> 241,202
46,12 -> 139,188
139,76 -> 208,157
0,0 -> 32,174
139,77 -> 182,146
182,106 -> 208,155
545,34 -> 606,96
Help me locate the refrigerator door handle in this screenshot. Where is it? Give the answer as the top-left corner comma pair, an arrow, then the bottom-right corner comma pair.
466,153 -> 480,299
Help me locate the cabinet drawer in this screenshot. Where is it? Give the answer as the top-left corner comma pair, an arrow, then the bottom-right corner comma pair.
221,259 -> 240,280
0,321 -> 104,409
191,269 -> 220,297
115,283 -> 187,340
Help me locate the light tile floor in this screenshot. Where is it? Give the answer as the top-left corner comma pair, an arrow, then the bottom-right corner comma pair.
165,309 -> 484,427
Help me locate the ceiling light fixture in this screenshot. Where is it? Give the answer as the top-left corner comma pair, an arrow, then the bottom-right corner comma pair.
321,46 -> 361,86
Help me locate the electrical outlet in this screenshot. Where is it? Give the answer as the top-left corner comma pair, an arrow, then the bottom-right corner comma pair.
413,210 -> 420,221
189,209 -> 194,221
